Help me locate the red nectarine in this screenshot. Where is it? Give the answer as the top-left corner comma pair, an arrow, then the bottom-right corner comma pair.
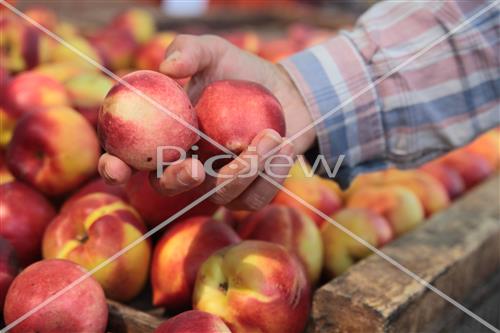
151,216 -> 240,310
0,181 -> 55,266
195,80 -> 286,158
3,259 -> 108,333
98,70 -> 199,170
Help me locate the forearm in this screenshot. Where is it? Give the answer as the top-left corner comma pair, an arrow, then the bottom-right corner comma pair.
281,0 -> 500,187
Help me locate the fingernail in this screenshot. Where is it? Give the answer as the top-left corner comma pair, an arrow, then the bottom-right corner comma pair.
257,131 -> 282,156
103,165 -> 116,183
166,50 -> 181,63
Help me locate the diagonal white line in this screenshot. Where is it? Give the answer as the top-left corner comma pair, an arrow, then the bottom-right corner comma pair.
265,0 -> 500,159
258,172 -> 500,333
0,177 -> 234,333
0,0 -> 235,159
1,1 -> 498,332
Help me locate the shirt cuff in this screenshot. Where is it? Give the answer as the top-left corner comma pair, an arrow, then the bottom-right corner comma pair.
280,33 -> 387,187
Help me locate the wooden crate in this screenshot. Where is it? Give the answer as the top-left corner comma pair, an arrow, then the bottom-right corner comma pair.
107,175 -> 500,333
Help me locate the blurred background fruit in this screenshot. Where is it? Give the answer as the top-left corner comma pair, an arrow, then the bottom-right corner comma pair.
0,181 -> 56,266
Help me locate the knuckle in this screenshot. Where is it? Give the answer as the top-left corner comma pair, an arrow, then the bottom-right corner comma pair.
210,186 -> 233,205
243,192 -> 270,211
202,34 -> 231,49
173,34 -> 191,45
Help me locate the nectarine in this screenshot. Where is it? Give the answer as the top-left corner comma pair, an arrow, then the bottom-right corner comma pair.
195,80 -> 286,158
420,161 -> 466,199
193,240 -> 310,333
237,204 -> 323,284
0,237 -> 19,312
7,107 -> 100,195
3,71 -> 69,120
98,70 -> 199,170
3,259 -> 108,333
440,150 -> 494,189
151,216 -> 240,310
0,181 -> 55,266
273,177 -> 342,227
321,208 -> 393,277
42,193 -> 151,301
347,185 -> 424,236
126,171 -> 218,228
155,310 -> 231,333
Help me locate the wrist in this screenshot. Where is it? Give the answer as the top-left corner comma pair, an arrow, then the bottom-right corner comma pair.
273,64 -> 317,155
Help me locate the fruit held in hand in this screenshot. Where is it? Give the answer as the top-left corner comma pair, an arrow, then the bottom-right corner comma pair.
195,80 -> 286,157
0,181 -> 55,266
193,240 -> 310,333
98,70 -> 198,170
42,193 -> 151,301
154,310 -> 231,333
7,107 -> 100,195
321,208 -> 393,277
3,259 -> 108,333
236,204 -> 323,285
152,216 -> 240,311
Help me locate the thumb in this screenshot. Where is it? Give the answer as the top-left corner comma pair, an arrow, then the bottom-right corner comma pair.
160,34 -> 227,79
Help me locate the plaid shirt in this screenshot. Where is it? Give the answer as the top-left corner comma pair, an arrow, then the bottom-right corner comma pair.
281,0 -> 500,186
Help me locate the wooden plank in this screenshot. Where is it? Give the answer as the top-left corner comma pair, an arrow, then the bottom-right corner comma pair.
439,272 -> 500,332
311,174 -> 500,333
107,300 -> 163,333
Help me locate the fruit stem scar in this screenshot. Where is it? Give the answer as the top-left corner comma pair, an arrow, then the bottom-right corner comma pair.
219,281 -> 228,293
76,233 -> 89,243
35,150 -> 44,160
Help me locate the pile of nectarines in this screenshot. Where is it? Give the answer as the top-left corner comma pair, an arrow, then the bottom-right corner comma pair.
1,5 -> 498,333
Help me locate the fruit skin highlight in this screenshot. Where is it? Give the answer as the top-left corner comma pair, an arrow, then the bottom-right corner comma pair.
195,80 -> 286,158
98,70 -> 199,171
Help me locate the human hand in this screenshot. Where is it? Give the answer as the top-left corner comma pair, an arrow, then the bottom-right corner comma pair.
99,35 -> 315,210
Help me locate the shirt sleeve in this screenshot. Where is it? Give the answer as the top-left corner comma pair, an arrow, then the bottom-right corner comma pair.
280,0 -> 500,187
